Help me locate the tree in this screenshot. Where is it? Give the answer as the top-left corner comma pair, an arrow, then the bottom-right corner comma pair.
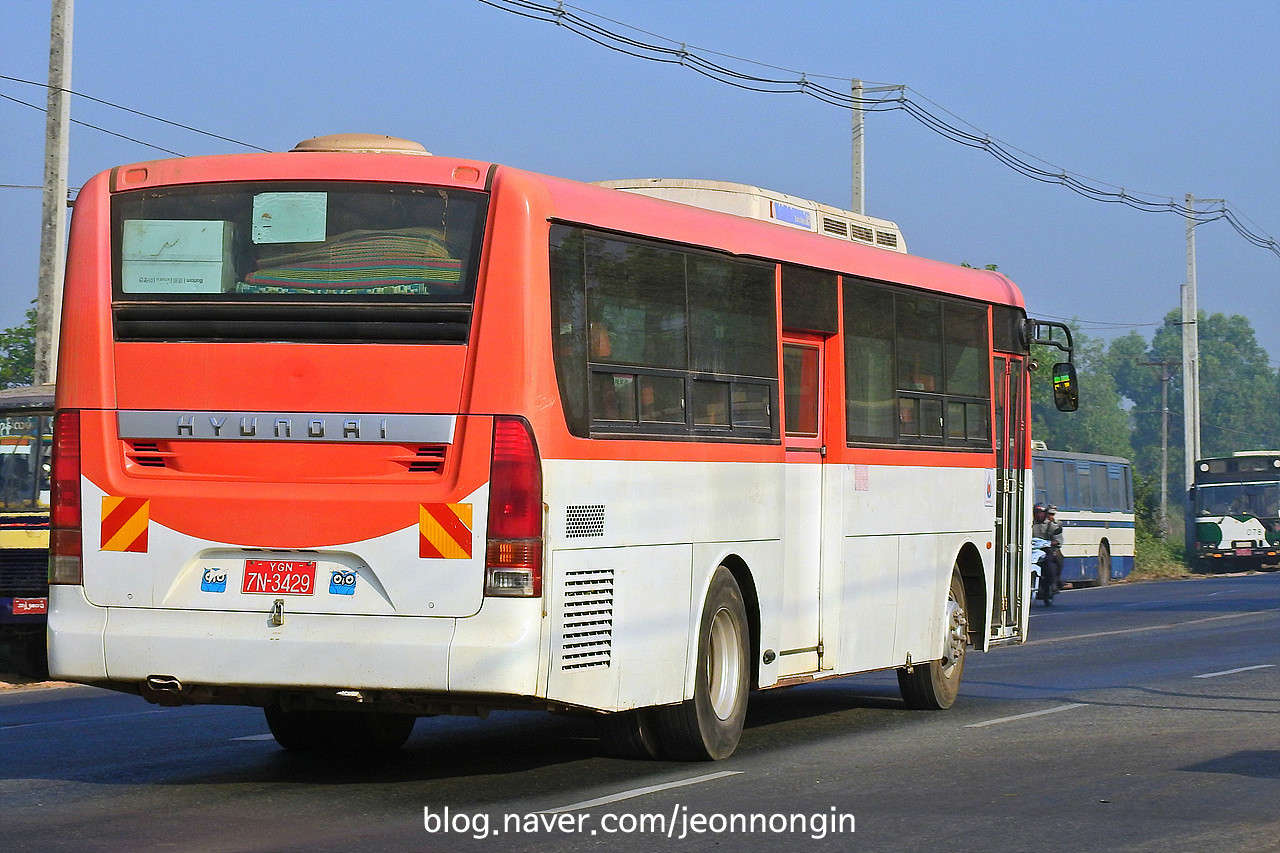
1030,326 -> 1132,458
0,305 -> 36,389
1114,309 -> 1280,498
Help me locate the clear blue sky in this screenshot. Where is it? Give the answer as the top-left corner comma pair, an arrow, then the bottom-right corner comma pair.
4,0 -> 1279,363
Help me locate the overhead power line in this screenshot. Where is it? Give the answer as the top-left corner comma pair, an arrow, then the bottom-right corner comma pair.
0,73 -> 270,155
1,90 -> 184,156
479,0 -> 1279,260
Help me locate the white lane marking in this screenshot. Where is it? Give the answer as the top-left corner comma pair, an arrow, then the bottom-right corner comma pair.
231,733 -> 276,741
1193,664 -> 1275,679
0,708 -> 169,732
965,703 -> 1088,729
538,770 -> 743,814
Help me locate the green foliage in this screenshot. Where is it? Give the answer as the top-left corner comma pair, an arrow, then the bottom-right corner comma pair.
1112,308 -> 1280,501
0,306 -> 36,389
1030,326 -> 1132,458
1029,298 -> 1278,572
1132,526 -> 1190,580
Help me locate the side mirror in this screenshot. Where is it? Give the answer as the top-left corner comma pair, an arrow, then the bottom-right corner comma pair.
1053,362 -> 1078,412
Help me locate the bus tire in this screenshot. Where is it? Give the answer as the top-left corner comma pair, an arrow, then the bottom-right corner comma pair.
656,567 -> 750,761
898,570 -> 968,710
265,703 -> 416,753
1096,542 -> 1112,586
600,708 -> 664,759
264,703 -> 329,751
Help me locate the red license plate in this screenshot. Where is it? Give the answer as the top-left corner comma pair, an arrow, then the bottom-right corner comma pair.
13,597 -> 48,615
242,560 -> 317,595
1235,548 -> 1253,557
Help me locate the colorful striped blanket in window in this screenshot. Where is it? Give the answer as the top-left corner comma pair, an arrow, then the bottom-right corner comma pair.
240,228 -> 463,295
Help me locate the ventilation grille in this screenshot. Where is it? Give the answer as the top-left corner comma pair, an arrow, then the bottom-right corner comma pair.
407,445 -> 448,473
565,504 -> 606,538
850,223 -> 876,244
126,441 -> 169,468
821,217 -> 849,238
875,230 -> 899,248
0,548 -> 51,595
559,568 -> 614,670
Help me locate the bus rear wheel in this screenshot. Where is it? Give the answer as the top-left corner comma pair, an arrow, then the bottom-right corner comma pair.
264,702 -> 416,753
655,567 -> 750,761
898,570 -> 968,710
1096,542 -> 1112,586
600,707 -> 664,759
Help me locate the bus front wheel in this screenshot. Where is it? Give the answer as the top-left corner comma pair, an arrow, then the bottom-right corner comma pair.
898,570 -> 968,710
656,567 -> 750,760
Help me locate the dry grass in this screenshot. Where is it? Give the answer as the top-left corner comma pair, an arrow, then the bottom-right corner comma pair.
1128,531 -> 1193,582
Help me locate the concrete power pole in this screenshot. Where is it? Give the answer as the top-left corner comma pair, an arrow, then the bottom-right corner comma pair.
851,79 -> 865,216
34,0 -> 73,386
1181,193 -> 1201,491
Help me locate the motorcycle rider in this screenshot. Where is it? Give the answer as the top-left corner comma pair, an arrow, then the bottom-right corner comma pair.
1032,502 -> 1064,603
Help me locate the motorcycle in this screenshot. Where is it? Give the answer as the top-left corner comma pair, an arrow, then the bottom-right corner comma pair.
1030,536 -> 1060,605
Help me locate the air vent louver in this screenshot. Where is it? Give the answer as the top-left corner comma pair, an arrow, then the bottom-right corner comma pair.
126,441 -> 168,468
408,445 -> 448,473
821,217 -> 849,238
559,568 -> 614,670
565,504 -> 606,538
850,223 -> 875,244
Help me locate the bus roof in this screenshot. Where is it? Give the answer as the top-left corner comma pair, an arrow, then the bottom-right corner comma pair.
1033,448 -> 1131,466
531,170 -> 1025,309
0,383 -> 55,411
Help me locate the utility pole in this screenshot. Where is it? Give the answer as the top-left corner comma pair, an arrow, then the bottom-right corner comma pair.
1140,359 -> 1179,536
1180,194 -> 1201,491
849,82 -> 904,216
851,79 -> 865,215
35,0 -> 73,386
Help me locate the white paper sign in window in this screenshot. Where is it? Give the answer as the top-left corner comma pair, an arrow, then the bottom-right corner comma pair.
251,192 -> 328,244
121,219 -> 233,293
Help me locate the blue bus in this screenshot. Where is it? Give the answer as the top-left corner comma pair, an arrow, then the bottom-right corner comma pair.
1032,446 -> 1135,585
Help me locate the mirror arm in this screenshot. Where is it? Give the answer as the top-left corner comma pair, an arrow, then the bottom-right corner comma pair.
1024,318 -> 1074,361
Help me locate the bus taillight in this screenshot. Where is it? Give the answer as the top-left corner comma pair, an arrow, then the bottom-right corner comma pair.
50,409 -> 83,585
484,416 -> 543,597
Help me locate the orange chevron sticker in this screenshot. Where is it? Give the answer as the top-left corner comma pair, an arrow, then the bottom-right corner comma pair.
101,496 -> 150,553
419,502 -> 473,559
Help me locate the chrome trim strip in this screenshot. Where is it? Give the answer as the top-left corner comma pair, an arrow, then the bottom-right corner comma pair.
117,411 -> 456,444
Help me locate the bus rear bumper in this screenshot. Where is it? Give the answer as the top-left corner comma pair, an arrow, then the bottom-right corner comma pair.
47,585 -> 545,704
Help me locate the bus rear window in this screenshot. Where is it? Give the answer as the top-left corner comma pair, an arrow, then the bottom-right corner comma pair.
111,183 -> 487,343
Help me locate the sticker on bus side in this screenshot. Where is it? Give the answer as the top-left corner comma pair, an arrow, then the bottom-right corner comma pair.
201,567 -> 228,593
329,569 -> 357,595
101,496 -> 150,553
419,503 -> 473,559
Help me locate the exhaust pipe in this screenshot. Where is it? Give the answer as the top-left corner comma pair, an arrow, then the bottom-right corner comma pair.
143,675 -> 185,706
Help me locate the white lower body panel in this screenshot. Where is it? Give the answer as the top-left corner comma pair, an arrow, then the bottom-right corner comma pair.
49,585 -> 543,698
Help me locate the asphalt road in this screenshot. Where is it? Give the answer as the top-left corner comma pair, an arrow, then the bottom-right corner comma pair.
2,573 -> 1276,853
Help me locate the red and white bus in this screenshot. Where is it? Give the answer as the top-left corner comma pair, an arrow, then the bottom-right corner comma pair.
48,134 -> 1075,759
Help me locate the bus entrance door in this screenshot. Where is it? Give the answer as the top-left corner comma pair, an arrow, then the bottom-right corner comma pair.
992,355 -> 1029,643
780,338 -> 827,676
